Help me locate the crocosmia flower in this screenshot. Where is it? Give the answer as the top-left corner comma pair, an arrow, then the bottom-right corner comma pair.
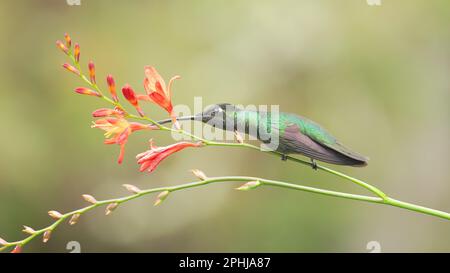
143,66 -> 181,128
92,117 -> 155,164
137,140 -> 202,173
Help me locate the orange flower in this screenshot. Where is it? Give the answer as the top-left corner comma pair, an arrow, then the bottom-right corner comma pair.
92,117 -> 155,164
143,66 -> 181,128
136,140 -> 202,173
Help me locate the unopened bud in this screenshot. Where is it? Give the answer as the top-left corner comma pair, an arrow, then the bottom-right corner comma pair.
69,214 -> 80,226
105,203 -> 119,215
74,43 -> 80,63
0,237 -> 8,246
64,33 -> 72,48
56,40 -> 68,54
75,87 -> 101,97
154,190 -> 170,206
92,108 -> 122,117
48,210 -> 63,220
235,180 -> 262,191
122,184 -> 141,194
43,230 -> 52,243
190,169 -> 207,181
88,61 -> 96,84
106,75 -> 118,102
122,84 -> 137,106
122,84 -> 144,116
22,226 -> 36,235
82,194 -> 97,204
62,63 -> 80,76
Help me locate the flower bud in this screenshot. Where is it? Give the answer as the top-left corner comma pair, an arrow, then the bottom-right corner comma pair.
63,63 -> 80,76
56,40 -> 68,54
64,33 -> 72,48
122,184 -> 141,194
48,210 -> 63,220
106,75 -> 118,102
43,230 -> 52,243
75,87 -> 101,97
154,190 -> 170,206
122,84 -> 138,106
122,84 -> 144,116
69,214 -> 80,226
105,203 -> 119,215
92,108 -> 123,117
82,194 -> 97,204
22,226 -> 36,235
235,180 -> 262,191
0,237 -> 8,246
88,61 -> 96,84
190,169 -> 207,181
74,43 -> 80,63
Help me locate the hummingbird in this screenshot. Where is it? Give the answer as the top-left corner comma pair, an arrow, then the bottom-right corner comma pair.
156,103 -> 368,168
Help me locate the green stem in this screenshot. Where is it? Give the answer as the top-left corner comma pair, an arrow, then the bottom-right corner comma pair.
196,140 -> 388,200
2,175 -> 448,252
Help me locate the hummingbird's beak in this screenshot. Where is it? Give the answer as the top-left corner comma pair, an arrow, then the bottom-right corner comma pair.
154,114 -> 201,125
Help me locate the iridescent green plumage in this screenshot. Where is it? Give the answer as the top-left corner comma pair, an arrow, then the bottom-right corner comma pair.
157,103 -> 369,167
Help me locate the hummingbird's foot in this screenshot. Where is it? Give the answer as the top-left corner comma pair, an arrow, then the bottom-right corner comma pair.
311,159 -> 318,170
281,154 -> 288,161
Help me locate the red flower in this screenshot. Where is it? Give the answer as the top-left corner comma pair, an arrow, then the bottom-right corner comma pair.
136,140 -> 202,173
92,117 -> 156,164
143,66 -> 181,128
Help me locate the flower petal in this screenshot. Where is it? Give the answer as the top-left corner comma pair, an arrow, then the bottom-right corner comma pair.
144,66 -> 166,93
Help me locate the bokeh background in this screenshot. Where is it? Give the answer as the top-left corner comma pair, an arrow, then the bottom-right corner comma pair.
0,0 -> 448,252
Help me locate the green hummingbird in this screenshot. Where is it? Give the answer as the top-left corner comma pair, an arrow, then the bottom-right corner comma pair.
156,103 -> 368,168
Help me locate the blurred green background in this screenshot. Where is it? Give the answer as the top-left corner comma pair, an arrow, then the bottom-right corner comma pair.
0,0 -> 448,252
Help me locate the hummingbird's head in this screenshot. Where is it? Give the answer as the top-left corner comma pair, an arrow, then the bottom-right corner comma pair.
155,103 -> 240,129
200,103 -> 235,123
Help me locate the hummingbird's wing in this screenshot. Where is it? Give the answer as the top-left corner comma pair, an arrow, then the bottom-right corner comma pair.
282,123 -> 368,166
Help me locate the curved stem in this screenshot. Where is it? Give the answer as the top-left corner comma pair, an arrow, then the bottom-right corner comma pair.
2,175 -> 448,252
196,140 -> 388,200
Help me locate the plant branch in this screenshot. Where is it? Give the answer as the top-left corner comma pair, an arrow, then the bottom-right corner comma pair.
2,175 -> 448,252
